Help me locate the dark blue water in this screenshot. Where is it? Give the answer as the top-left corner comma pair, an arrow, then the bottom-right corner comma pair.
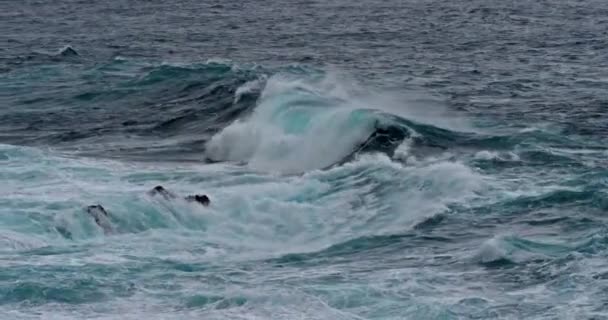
2,1 -> 608,319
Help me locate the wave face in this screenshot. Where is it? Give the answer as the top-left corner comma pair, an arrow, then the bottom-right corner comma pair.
3,1 -> 608,319
206,72 -> 398,173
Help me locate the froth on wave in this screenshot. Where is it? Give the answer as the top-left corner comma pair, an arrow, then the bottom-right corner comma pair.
204,69 -> 472,174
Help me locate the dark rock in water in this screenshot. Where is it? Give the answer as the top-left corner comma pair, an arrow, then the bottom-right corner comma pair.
59,45 -> 79,57
364,125 -> 409,155
185,194 -> 210,206
332,121 -> 410,168
149,185 -> 210,206
148,185 -> 177,200
87,204 -> 108,217
86,204 -> 112,234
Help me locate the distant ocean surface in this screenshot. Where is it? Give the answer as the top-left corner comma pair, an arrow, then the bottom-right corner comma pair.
2,1 -> 608,319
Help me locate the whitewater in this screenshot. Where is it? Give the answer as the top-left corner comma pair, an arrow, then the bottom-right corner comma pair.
2,0 -> 608,319
2,61 -> 606,319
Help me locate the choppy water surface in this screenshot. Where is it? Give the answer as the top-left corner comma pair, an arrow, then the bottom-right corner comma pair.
2,0 -> 608,319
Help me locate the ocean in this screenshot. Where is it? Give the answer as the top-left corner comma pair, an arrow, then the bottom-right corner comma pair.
1,0 -> 608,319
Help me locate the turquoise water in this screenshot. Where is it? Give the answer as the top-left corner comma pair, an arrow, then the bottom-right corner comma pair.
3,0 -> 608,318
2,72 -> 607,317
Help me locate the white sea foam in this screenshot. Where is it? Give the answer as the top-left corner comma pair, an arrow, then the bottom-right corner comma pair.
206,73 -> 376,174
206,71 -> 471,174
